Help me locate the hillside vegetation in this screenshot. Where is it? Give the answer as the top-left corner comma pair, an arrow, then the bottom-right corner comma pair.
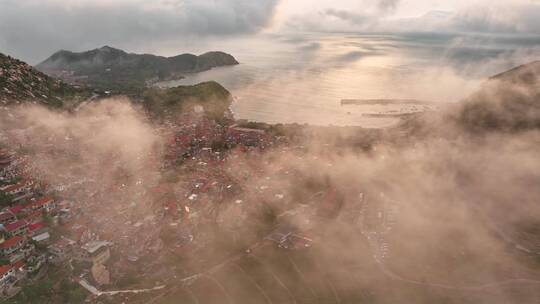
454,61 -> 540,133
397,60 -> 540,137
36,46 -> 239,92
1,52 -> 234,121
142,81 -> 233,120
0,52 -> 83,107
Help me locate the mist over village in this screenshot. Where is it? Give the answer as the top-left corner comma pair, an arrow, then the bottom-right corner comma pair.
1,0 -> 540,303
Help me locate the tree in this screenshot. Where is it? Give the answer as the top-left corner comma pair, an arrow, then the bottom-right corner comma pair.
0,191 -> 14,208
60,279 -> 87,303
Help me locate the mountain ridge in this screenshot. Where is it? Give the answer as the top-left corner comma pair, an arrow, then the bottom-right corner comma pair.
1,52 -> 234,120
397,60 -> 540,136
36,46 -> 239,92
489,60 -> 540,85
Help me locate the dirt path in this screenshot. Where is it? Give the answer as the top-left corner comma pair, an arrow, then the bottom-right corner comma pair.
77,279 -> 165,297
250,253 -> 298,304
203,274 -> 234,304
362,231 -> 540,291
233,263 -> 274,304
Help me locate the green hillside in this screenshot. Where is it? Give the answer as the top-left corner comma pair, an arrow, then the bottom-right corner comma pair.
36,46 -> 239,93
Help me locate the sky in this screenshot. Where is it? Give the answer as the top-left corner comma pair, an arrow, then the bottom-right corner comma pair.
1,0 -> 540,63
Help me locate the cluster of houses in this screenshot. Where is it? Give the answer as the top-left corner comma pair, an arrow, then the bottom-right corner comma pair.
0,148 -> 117,297
0,149 -> 56,296
265,224 -> 314,250
164,115 -> 277,167
358,192 -> 401,262
0,112 -> 342,300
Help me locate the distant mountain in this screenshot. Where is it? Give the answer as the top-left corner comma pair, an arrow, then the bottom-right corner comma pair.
490,61 -> 540,85
1,51 -> 234,120
399,60 -> 540,136
455,61 -> 540,132
0,52 -> 81,107
36,46 -> 239,92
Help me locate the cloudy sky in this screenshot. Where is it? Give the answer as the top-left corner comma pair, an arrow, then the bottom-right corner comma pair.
1,0 -> 539,63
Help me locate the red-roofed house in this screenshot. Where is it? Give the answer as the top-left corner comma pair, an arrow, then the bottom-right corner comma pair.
11,260 -> 25,271
2,219 -> 28,237
1,182 -> 30,196
23,210 -> 44,224
0,265 -> 14,285
6,205 -> 24,215
0,211 -> 15,225
0,235 -> 24,257
28,197 -> 55,213
27,222 -> 48,237
164,201 -> 179,220
1,184 -> 22,196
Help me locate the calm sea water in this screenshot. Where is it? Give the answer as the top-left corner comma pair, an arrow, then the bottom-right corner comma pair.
157,32 -> 540,127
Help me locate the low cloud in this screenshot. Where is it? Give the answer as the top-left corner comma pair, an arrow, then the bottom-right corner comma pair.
1,65 -> 540,302
377,0 -> 400,14
285,2 -> 540,36
286,9 -> 378,33
450,5 -> 540,34
324,9 -> 376,26
0,99 -> 164,207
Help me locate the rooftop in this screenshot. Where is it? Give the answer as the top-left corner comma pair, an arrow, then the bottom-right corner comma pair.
7,205 -> 25,214
4,219 -> 27,232
0,235 -> 23,249
12,260 -> 25,270
32,232 -> 50,242
2,183 -> 25,192
28,222 -> 45,232
33,196 -> 53,205
27,197 -> 54,210
81,240 -> 112,254
0,211 -> 15,221
0,265 -> 12,276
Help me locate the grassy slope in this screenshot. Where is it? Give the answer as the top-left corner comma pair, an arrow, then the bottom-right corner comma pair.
36,47 -> 238,93
141,81 -> 233,121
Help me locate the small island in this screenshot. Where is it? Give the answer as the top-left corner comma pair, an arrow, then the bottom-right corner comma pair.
35,46 -> 239,93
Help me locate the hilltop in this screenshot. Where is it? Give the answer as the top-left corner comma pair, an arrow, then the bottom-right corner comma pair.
1,52 -> 235,122
36,46 -> 239,92
490,61 -> 540,85
454,61 -> 540,133
141,81 -> 233,121
397,60 -> 540,136
0,52 -> 82,107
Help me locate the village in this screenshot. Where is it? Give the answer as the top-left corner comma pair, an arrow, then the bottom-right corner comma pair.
0,108 -> 375,302
0,148 -> 57,298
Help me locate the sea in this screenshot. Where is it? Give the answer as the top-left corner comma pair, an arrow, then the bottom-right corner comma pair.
155,32 -> 540,127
